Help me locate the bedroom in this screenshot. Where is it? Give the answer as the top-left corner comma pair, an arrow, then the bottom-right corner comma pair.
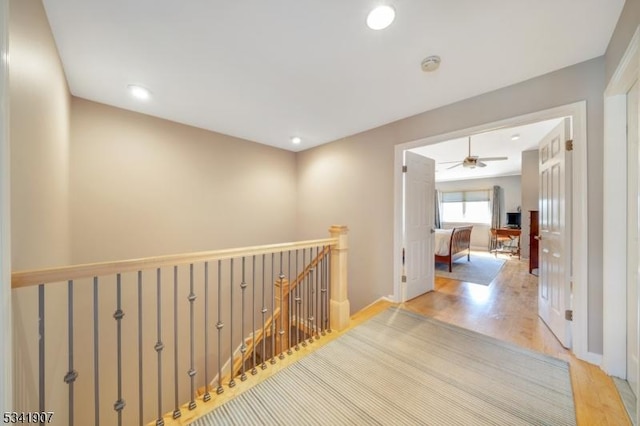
407,117 -> 563,283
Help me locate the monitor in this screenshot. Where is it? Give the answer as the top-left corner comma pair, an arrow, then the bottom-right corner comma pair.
506,212 -> 521,228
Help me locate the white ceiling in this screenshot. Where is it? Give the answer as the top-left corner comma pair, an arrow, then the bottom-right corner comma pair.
41,1 -> 624,152
410,119 -> 562,182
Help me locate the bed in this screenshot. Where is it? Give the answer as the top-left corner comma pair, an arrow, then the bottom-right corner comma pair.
434,226 -> 473,272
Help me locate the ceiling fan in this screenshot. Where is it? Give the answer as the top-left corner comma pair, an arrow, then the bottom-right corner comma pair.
439,136 -> 508,169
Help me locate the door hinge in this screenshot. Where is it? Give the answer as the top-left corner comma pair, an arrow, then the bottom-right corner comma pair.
565,309 -> 573,321
402,165 -> 408,173
401,275 -> 407,283
565,139 -> 573,151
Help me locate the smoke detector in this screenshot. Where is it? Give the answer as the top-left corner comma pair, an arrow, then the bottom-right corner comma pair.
421,55 -> 441,72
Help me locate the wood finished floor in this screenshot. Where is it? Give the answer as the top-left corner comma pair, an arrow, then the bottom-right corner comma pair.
402,254 -> 630,426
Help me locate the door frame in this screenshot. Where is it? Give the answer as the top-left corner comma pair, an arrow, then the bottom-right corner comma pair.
603,25 -> 640,383
393,100 -> 589,361
0,0 -> 12,412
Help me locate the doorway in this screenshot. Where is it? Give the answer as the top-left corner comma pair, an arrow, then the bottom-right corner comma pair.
603,25 -> 640,424
393,101 -> 589,360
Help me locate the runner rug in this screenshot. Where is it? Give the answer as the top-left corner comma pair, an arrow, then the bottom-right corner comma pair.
193,308 -> 576,425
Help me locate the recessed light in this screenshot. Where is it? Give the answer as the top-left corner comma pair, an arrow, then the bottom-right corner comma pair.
128,84 -> 151,100
511,134 -> 520,141
291,136 -> 302,145
366,5 -> 395,30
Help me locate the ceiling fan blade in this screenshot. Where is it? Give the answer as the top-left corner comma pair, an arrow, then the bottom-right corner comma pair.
437,160 -> 463,164
477,161 -> 487,168
477,157 -> 508,162
447,163 -> 463,170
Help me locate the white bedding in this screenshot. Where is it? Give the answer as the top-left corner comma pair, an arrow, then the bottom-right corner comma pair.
434,229 -> 453,256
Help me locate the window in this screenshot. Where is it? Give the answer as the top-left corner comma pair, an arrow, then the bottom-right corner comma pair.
440,190 -> 491,224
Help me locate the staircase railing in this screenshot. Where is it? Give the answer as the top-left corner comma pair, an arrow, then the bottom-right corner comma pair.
11,226 -> 350,426
225,244 -> 331,381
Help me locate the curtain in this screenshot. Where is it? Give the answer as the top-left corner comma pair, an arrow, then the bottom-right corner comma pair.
490,185 -> 502,250
434,189 -> 442,229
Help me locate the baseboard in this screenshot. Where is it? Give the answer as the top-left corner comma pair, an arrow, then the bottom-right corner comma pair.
380,295 -> 396,303
581,351 -> 603,367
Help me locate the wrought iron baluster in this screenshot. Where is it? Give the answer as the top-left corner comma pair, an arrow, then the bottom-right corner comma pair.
203,262 -> 211,403
302,248 -> 307,347
287,250 -> 293,356
327,246 -> 332,333
261,254 -> 267,369
188,264 -> 197,410
270,253 -> 276,364
316,247 -> 322,338
240,257 -> 248,381
251,255 -> 257,375
295,250 -> 300,351
137,271 -> 143,426
315,247 -> 319,339
278,251 -> 285,359
64,280 -> 78,426
155,269 -> 165,426
93,278 -> 100,426
216,260 -> 224,394
172,266 -> 181,419
308,248 -> 315,343
38,284 -> 45,423
114,274 -> 126,426
320,250 -> 327,336
229,259 -> 236,387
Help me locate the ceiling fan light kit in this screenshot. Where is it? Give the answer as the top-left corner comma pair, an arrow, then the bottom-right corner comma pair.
440,136 -> 508,170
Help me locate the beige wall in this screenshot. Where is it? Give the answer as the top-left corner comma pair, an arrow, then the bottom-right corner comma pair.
297,57 -> 606,353
521,150 -> 539,260
1,0 -> 11,412
70,98 -> 297,263
9,0 -> 71,422
9,0 -> 71,270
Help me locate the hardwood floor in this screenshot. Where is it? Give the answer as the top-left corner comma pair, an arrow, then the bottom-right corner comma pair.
402,255 -> 631,426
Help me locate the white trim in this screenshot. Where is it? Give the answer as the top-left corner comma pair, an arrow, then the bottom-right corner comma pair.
0,0 -> 11,412
603,95 -> 629,377
393,101 -> 590,362
602,25 -> 640,380
606,27 -> 640,98
584,352 -> 604,367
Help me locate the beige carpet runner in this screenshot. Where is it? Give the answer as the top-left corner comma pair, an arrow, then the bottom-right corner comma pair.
193,308 -> 576,425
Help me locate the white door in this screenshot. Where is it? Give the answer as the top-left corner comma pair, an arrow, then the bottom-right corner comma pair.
538,118 -> 572,348
404,151 -> 435,301
627,79 -> 639,397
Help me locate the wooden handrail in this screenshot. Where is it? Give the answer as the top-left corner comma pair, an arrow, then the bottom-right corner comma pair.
11,237 -> 338,289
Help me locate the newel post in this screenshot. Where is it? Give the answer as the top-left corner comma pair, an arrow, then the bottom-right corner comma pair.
329,225 -> 350,331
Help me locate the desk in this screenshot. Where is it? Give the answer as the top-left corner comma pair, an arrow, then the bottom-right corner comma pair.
490,228 -> 521,259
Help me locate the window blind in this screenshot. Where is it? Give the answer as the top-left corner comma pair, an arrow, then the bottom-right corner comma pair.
441,189 -> 490,203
